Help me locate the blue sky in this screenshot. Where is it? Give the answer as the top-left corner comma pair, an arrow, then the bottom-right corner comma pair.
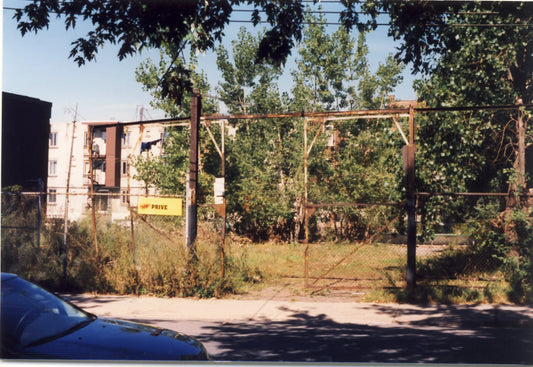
3,2 -> 416,123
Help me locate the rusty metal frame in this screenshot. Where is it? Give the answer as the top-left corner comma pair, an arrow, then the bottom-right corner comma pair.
82,102 -> 531,291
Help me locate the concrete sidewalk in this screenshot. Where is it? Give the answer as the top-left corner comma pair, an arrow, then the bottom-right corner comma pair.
66,294 -> 533,328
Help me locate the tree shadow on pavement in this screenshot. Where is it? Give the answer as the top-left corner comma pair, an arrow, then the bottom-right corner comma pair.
361,303 -> 533,328
193,308 -> 533,364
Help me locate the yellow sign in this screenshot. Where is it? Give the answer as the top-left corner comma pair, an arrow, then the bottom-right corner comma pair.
138,197 -> 183,216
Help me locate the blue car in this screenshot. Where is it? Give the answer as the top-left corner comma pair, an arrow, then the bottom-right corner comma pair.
1,273 -> 209,360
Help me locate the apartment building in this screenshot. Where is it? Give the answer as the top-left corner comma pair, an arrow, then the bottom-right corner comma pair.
47,121 -> 166,222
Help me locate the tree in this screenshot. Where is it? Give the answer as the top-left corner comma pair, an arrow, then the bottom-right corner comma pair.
132,49 -> 218,199
389,2 -> 533,299
135,49 -> 215,118
215,27 -> 299,240
17,1 -> 529,111
290,12 -> 405,240
377,1 -> 533,193
290,12 -> 346,111
215,27 -> 283,114
14,0 -> 307,104
291,12 -> 404,112
393,2 -> 533,238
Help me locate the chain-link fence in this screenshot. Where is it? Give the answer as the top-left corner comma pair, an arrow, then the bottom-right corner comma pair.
302,193 -> 530,300
1,190 -> 45,275
2,189 -> 527,301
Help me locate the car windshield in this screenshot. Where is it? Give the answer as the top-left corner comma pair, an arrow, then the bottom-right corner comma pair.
1,276 -> 95,348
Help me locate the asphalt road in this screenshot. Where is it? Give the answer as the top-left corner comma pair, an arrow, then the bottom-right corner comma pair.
138,317 -> 532,364
67,294 -> 533,364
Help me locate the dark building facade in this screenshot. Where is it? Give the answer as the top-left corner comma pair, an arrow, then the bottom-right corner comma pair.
2,92 -> 52,192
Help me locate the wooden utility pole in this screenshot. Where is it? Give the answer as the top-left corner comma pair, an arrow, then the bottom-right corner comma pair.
186,92 -> 202,252
88,125 -> 99,257
63,111 -> 77,279
406,105 -> 417,289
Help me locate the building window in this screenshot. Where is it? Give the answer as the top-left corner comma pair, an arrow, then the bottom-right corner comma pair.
94,193 -> 108,212
100,130 -> 107,142
48,160 -> 57,175
84,132 -> 89,148
122,131 -> 131,147
49,132 -> 58,147
48,189 -> 57,203
122,161 -> 128,175
121,190 -> 129,205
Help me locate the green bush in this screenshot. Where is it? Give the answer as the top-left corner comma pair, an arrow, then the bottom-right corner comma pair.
469,206 -> 533,303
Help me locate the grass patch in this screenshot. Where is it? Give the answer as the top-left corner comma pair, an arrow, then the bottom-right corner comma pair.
230,240 -> 512,304
1,210 -> 518,303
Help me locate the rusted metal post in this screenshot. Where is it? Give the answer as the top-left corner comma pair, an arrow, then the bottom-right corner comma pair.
406,105 -> 417,289
221,121 -> 226,278
303,118 -> 310,288
186,91 -> 202,253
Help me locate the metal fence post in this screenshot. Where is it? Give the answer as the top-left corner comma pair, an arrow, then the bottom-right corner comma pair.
406,105 -> 417,289
186,91 -> 202,253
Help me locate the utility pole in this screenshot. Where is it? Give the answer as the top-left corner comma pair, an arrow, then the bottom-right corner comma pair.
63,105 -> 77,279
186,91 -> 202,252
88,125 -> 99,257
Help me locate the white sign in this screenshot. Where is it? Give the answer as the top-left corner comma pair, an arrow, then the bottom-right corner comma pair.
214,177 -> 225,205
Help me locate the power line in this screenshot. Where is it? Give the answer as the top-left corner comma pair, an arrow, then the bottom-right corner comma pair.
5,5 -> 531,28
228,19 -> 387,26
231,9 -> 388,15
450,23 -> 533,27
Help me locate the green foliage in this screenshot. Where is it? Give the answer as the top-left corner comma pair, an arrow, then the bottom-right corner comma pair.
136,50 -> 218,117
133,48 -> 220,200
15,1 -> 310,104
499,208 -> 533,303
216,27 -> 284,114
291,13 -> 404,112
412,2 -> 532,239
132,11 -> 407,243
130,129 -> 189,195
382,2 -> 533,84
1,187 -> 42,279
216,28 -> 299,240
311,124 -> 405,241
466,202 -> 533,303
289,14 -> 405,241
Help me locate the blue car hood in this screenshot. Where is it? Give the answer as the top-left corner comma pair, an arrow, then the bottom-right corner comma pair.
22,318 -> 208,361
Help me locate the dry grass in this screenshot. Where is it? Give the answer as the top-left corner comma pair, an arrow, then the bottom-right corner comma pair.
224,238 -> 510,304
3,213 -> 512,303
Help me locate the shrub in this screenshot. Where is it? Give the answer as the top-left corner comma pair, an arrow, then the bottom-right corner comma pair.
469,206 -> 533,303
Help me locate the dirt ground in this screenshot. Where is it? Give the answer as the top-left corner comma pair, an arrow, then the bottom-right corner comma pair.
225,277 -> 372,303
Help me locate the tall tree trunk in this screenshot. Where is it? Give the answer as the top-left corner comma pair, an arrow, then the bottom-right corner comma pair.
508,106 -> 528,208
